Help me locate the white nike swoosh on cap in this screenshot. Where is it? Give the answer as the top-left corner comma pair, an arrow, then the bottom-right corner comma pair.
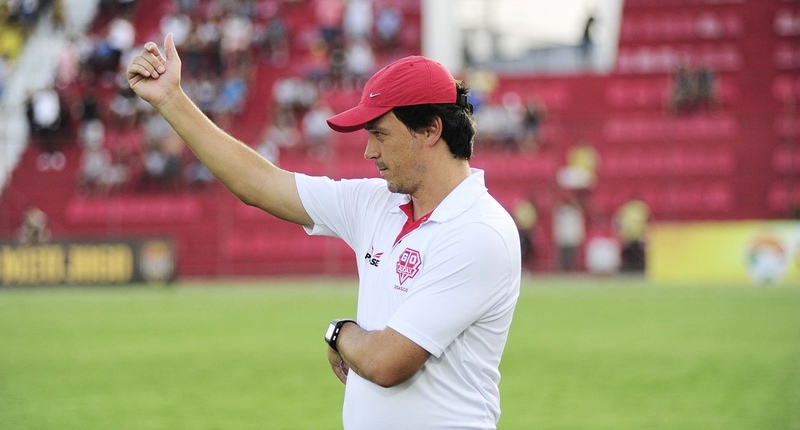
369,92 -> 381,98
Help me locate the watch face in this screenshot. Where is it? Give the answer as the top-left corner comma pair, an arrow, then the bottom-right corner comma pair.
325,324 -> 336,340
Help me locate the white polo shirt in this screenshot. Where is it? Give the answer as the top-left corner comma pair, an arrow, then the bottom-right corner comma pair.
296,168 -> 521,430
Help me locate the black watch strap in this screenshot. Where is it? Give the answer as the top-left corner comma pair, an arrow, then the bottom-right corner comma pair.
325,318 -> 356,352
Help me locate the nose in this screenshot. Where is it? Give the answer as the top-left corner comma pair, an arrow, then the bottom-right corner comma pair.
364,137 -> 378,160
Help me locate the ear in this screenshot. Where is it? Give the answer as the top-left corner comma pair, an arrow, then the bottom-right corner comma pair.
422,117 -> 443,147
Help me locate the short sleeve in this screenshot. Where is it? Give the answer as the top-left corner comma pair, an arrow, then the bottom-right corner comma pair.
294,173 -> 397,249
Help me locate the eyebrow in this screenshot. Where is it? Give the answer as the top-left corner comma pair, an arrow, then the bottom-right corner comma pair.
364,122 -> 384,133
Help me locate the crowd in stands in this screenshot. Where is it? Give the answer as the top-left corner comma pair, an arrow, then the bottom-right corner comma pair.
10,0 -> 551,197
463,68 -> 550,154
472,90 -> 549,153
8,0 -> 653,274
45,0 -> 413,195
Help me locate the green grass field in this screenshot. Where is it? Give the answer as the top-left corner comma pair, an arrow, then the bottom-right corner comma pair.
1,276 -> 798,430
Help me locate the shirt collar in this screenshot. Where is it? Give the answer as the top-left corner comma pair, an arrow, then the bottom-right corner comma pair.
387,168 -> 488,222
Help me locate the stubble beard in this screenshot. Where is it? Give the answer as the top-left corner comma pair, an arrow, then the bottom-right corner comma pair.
385,165 -> 424,196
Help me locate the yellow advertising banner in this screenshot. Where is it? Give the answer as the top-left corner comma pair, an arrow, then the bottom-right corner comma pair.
0,238 -> 176,287
648,221 -> 800,286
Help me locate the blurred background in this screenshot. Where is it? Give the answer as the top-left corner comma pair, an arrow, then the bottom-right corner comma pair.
1,0 -> 799,286
1,2 -> 799,429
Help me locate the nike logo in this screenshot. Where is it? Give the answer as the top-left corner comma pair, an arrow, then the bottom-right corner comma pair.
369,92 -> 381,98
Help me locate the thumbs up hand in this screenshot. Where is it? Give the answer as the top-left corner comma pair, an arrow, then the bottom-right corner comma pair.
126,32 -> 182,109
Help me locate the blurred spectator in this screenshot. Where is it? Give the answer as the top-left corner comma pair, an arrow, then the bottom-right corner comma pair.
106,14 -> 136,69
669,62 -> 695,114
212,68 -> 249,127
315,0 -> 344,47
0,17 -> 25,61
181,26 -> 205,76
26,87 -> 67,170
499,91 -> 526,151
175,0 -> 198,14
474,94 -> 524,151
584,214 -> 621,275
521,98 -> 547,152
257,108 -> 301,164
345,36 -> 375,87
344,0 -> 372,40
669,62 -> 719,114
108,85 -> 140,129
56,36 -> 82,89
5,0 -> 41,34
140,128 -> 185,193
79,145 -> 110,191
77,89 -> 105,150
102,0 -> 138,16
183,74 -> 218,115
328,45 -> 348,85
18,206 -> 52,245
140,110 -> 171,187
375,1 -> 402,51
694,65 -> 718,111
142,143 -> 169,188
195,12 -> 224,76
613,197 -> 651,273
52,0 -> 66,31
272,76 -> 318,112
257,10 -> 290,66
513,197 -> 538,273
556,139 -> 600,206
160,9 -> 192,48
220,11 -> 254,70
580,13 -> 596,65
302,100 -> 335,160
474,103 -> 506,149
552,194 -> 585,272
77,145 -> 128,195
87,32 -> 119,77
303,37 -> 334,83
160,129 -> 186,190
463,67 -> 498,113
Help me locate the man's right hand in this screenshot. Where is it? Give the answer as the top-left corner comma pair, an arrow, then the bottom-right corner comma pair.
328,347 -> 350,385
126,32 -> 182,110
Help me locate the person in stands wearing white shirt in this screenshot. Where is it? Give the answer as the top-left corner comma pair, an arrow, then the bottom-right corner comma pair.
126,33 -> 521,430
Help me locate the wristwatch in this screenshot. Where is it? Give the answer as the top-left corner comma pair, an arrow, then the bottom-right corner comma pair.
324,318 -> 356,352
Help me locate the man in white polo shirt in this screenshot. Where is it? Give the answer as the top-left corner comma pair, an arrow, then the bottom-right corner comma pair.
127,33 -> 521,430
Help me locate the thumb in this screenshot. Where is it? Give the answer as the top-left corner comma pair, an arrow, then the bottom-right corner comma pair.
164,32 -> 178,60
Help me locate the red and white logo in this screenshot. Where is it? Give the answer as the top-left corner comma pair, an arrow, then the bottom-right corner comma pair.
396,248 -> 422,285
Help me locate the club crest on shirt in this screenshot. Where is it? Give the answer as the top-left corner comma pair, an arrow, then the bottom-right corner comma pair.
396,248 -> 421,285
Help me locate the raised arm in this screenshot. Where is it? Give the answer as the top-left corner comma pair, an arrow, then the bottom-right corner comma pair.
126,33 -> 313,227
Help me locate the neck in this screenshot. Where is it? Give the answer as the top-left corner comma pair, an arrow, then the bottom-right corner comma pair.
410,161 -> 471,219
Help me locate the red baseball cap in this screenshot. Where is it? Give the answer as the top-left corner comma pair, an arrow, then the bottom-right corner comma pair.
327,56 -> 458,133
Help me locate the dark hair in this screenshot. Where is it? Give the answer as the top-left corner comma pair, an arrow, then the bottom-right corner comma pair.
392,81 -> 476,160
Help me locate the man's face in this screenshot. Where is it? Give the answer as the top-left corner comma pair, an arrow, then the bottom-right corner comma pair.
364,111 -> 425,195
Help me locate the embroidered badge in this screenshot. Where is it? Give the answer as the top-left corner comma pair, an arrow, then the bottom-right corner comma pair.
396,248 -> 422,285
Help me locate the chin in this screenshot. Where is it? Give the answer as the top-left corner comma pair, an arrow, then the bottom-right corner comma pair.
385,180 -> 402,194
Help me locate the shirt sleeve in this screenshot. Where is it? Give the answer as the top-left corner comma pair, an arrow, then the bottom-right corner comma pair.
387,222 -> 518,358
294,173 -> 391,249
